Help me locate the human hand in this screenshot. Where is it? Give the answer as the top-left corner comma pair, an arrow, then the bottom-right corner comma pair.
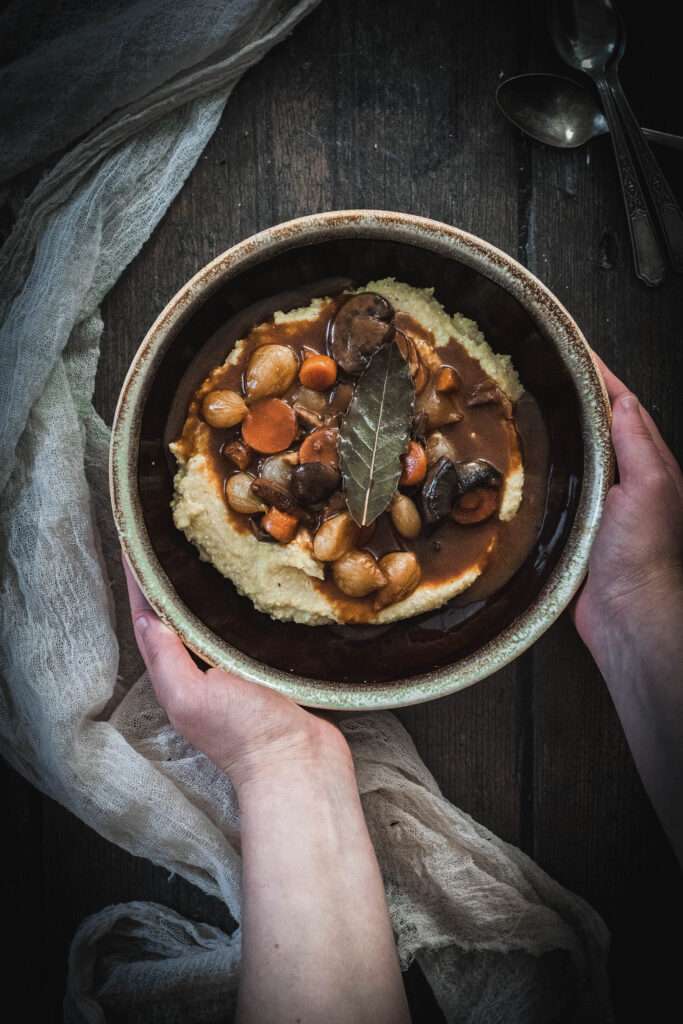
125,559 -> 409,1022
123,559 -> 352,792
573,356 -> 683,863
574,354 -> 683,664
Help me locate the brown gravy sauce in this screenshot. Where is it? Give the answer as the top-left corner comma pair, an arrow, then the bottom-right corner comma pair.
173,295 -> 549,622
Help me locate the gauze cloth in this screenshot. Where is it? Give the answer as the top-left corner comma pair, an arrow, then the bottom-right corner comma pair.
0,2 -> 613,1021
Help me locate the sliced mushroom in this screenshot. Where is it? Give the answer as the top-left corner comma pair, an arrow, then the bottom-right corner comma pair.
420,457 -> 503,526
455,459 -> 503,493
293,401 -> 324,429
413,358 -> 429,395
323,491 -> 348,518
450,459 -> 503,525
290,462 -> 341,505
299,427 -> 340,468
394,331 -> 428,395
418,457 -> 460,525
416,385 -> 463,430
327,382 -> 354,419
222,439 -> 251,470
250,517 -> 277,543
412,410 -> 429,447
250,478 -> 312,526
467,379 -> 513,419
329,292 -> 395,374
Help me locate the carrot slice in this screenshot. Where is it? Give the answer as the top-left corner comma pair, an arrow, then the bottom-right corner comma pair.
299,354 -> 337,391
262,506 -> 299,544
399,441 -> 427,486
299,427 -> 340,468
451,486 -> 499,524
242,398 -> 297,454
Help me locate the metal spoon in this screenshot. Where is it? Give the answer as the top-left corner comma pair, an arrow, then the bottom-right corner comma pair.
605,4 -> 683,272
496,73 -> 683,152
548,0 -> 666,286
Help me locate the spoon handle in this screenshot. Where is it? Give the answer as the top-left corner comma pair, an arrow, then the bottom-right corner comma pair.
642,127 -> 683,154
595,77 -> 666,287
606,66 -> 683,273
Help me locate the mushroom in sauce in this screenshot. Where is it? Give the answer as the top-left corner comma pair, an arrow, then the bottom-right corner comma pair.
450,459 -> 503,525
328,292 -> 395,374
419,457 -> 461,525
250,478 -> 313,526
467,378 -> 513,419
419,457 -> 502,526
290,462 -> 341,505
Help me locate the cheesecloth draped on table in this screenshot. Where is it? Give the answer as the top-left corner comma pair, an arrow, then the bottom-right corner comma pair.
0,2 -> 613,1020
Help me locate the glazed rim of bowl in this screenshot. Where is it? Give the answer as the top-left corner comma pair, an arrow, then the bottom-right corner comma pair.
110,209 -> 613,710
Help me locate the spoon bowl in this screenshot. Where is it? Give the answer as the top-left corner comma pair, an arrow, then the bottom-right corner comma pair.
496,73 -> 683,152
548,0 -> 618,74
496,73 -> 607,148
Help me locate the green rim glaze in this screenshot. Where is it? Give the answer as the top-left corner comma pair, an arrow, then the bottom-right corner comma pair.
110,210 -> 613,710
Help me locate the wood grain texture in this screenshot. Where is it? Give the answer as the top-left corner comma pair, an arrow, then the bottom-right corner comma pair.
3,0 -> 682,1020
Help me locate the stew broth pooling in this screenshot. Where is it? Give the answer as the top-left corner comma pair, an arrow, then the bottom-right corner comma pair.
171,287 -> 549,622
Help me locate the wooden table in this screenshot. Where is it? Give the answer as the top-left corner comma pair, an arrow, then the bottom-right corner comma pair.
3,1 -> 682,1020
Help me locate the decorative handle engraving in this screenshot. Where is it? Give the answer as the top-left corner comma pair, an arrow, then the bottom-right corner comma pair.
606,64 -> 683,273
596,78 -> 666,287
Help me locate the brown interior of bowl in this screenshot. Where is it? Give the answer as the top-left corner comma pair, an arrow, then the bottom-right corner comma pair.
138,237 -> 583,684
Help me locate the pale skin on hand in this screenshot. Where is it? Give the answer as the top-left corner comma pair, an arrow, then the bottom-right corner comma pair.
123,560 -> 410,1024
574,354 -> 683,866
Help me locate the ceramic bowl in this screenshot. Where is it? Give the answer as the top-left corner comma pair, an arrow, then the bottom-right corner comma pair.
110,210 -> 612,709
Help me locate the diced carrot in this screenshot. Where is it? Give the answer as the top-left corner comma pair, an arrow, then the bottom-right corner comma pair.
299,354 -> 337,391
399,441 -> 427,486
413,358 -> 429,395
241,398 -> 297,454
262,506 -> 299,544
299,427 -> 340,468
435,366 -> 462,393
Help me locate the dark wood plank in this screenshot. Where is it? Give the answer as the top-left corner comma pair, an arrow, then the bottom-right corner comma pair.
1,761 -> 46,1023
531,620 -> 683,1021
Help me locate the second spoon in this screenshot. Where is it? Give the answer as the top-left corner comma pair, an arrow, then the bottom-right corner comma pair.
496,74 -> 683,152
549,0 -> 665,286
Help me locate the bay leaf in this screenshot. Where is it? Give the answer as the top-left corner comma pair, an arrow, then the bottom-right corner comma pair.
339,342 -> 415,526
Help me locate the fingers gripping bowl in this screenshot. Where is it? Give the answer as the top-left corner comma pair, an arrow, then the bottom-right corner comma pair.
110,211 -> 613,710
